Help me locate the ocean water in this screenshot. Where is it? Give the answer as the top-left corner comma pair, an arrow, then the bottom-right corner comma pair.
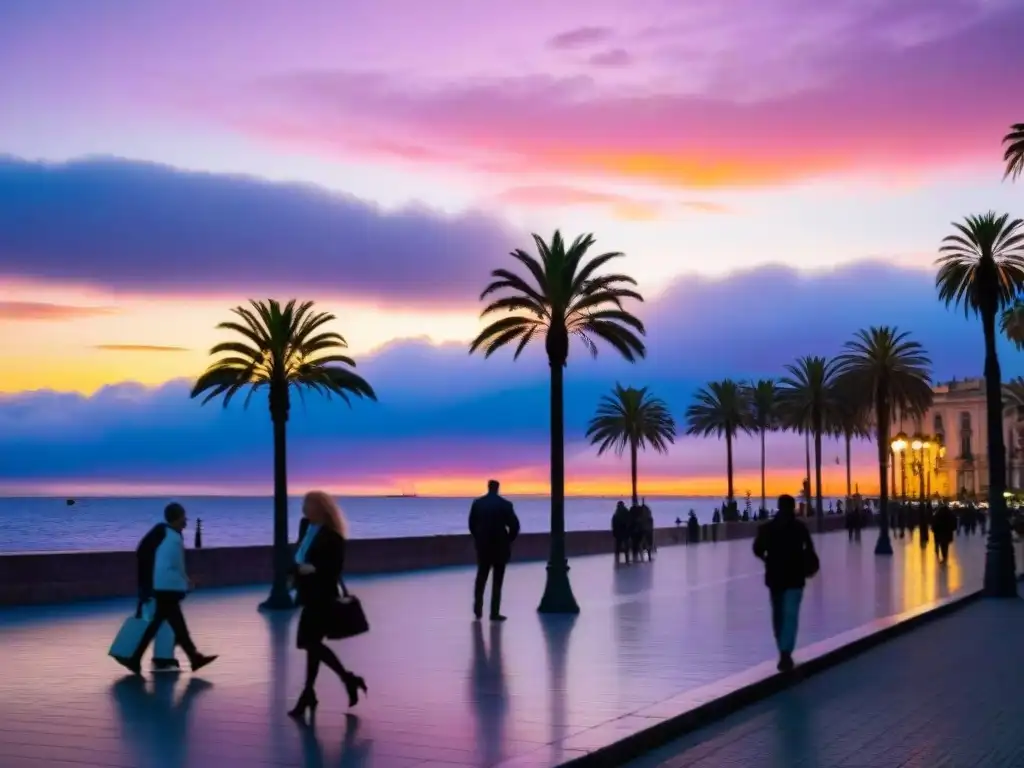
0,494 -> 846,554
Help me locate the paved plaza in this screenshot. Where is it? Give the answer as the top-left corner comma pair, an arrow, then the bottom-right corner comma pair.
627,587 -> 1024,768
0,530 -> 1008,767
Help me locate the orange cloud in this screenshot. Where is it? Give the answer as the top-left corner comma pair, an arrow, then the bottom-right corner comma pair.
0,301 -> 116,321
94,345 -> 190,352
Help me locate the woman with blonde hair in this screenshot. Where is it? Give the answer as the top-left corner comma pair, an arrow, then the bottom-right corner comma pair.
288,491 -> 366,719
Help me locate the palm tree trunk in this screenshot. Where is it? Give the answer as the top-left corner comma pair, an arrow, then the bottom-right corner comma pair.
725,429 -> 735,516
875,392 -> 893,555
630,439 -> 639,508
262,390 -> 294,610
804,430 -> 811,514
981,307 -> 1017,596
760,428 -> 767,514
538,360 -> 580,613
845,432 -> 853,499
813,416 -> 824,532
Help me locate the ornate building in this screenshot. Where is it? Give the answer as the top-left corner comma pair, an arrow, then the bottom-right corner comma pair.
902,377 -> 1023,499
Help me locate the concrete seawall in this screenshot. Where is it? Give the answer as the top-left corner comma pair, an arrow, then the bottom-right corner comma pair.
0,516 -> 848,606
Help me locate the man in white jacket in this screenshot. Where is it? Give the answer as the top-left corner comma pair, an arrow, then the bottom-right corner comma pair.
123,503 -> 217,675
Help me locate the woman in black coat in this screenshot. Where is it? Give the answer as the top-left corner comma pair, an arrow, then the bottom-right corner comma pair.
288,491 -> 367,720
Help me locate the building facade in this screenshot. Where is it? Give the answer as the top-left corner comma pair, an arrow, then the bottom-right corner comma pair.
903,377 -> 1023,500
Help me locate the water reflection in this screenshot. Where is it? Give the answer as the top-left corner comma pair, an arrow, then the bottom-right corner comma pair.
295,713 -> 370,768
110,675 -> 212,768
469,620 -> 508,767
902,535 -> 962,610
540,615 -> 576,760
266,610 -> 294,766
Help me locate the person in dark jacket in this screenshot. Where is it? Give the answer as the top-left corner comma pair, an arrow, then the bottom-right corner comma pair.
931,504 -> 956,563
753,494 -> 818,672
288,491 -> 367,721
611,501 -> 631,563
469,480 -> 521,621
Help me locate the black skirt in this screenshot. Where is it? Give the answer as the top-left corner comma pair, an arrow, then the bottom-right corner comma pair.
296,603 -> 330,650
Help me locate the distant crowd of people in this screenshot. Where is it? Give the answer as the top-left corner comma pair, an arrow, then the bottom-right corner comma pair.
611,500 -> 655,563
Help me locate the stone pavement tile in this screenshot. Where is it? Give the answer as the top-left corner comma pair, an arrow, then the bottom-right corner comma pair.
626,589 -> 1024,768
0,529 -> 1005,767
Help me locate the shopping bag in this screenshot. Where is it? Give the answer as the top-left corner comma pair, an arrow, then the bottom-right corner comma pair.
109,615 -> 148,660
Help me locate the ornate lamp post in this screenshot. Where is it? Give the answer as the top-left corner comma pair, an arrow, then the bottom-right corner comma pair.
891,432 -> 908,502
911,434 -> 926,500
922,436 -> 933,499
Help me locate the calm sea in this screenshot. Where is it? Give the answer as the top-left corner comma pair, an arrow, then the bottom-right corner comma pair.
0,494 -> 846,554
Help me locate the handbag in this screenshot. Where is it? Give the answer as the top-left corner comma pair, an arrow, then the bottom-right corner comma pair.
326,578 -> 369,640
803,547 -> 821,578
109,614 -> 149,660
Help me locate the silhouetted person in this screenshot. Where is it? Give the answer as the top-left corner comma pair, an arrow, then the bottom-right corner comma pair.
120,503 -> 217,676
469,480 -> 520,621
131,517 -> 180,672
194,517 -> 203,549
687,511 -> 700,544
753,494 -> 818,673
639,500 -> 655,560
289,491 -> 366,720
612,501 -> 631,563
932,504 -> 956,563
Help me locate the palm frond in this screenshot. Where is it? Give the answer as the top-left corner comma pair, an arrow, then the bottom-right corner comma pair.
586,383 -> 676,457
1004,123 -> 1024,182
935,212 -> 1024,317
685,379 -> 749,439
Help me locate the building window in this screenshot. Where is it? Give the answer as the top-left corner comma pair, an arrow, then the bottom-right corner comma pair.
933,413 -> 943,433
959,412 -> 972,459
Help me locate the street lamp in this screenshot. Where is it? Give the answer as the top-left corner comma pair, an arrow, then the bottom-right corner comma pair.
922,436 -> 933,499
891,432 -> 908,502
911,433 -> 926,500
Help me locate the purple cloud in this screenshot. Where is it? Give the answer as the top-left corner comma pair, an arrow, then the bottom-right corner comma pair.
1,260 -> 1018,488
548,26 -> 615,50
588,48 -> 633,68
0,157 -> 515,307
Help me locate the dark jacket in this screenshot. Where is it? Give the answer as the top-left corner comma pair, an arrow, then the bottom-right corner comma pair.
469,491 -> 521,563
753,516 -> 815,591
292,527 -> 346,606
932,506 -> 956,543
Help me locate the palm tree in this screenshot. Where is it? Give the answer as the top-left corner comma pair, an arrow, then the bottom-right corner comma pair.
1004,123 -> 1024,181
586,384 -> 676,507
834,328 -> 932,554
685,379 -> 749,518
470,231 -> 645,614
829,391 -> 870,500
999,300 -> 1024,349
778,356 -> 841,529
191,299 -> 376,610
936,212 -> 1024,596
744,379 -> 780,514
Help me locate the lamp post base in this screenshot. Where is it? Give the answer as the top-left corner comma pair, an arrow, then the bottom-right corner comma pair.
874,531 -> 894,556
537,560 -> 580,614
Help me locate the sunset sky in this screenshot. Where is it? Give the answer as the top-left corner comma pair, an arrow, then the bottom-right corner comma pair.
1,0 -> 1022,496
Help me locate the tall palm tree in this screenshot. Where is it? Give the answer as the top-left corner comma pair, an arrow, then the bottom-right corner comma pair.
191,299 -> 376,610
586,384 -> 676,506
936,212 -> 1024,596
829,391 -> 870,500
999,299 -> 1024,349
1004,123 -> 1024,181
744,379 -> 780,514
470,231 -> 645,614
685,379 -> 749,518
834,328 -> 932,555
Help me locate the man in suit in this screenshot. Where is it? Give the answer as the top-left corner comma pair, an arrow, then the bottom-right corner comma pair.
469,480 -> 521,621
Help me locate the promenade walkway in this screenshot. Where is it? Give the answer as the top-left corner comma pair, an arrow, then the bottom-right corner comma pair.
626,586 -> 1024,768
0,529 -> 1006,768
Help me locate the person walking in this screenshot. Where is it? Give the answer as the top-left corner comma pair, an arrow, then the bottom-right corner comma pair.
133,519 -> 180,672
119,503 -> 217,676
469,480 -> 520,621
932,503 -> 956,564
753,494 -> 818,672
289,491 -> 367,720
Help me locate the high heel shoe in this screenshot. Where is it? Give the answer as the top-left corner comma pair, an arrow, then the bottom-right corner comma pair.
343,673 -> 368,707
288,689 -> 318,721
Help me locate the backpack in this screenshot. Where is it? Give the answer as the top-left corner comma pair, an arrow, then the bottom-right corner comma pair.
136,523 -> 167,614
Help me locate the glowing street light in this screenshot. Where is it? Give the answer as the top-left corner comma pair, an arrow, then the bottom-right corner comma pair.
891,432 -> 908,500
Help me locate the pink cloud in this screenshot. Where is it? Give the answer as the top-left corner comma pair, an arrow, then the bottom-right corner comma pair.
548,26 -> 616,50
215,7 -> 1021,188
0,301 -> 116,321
